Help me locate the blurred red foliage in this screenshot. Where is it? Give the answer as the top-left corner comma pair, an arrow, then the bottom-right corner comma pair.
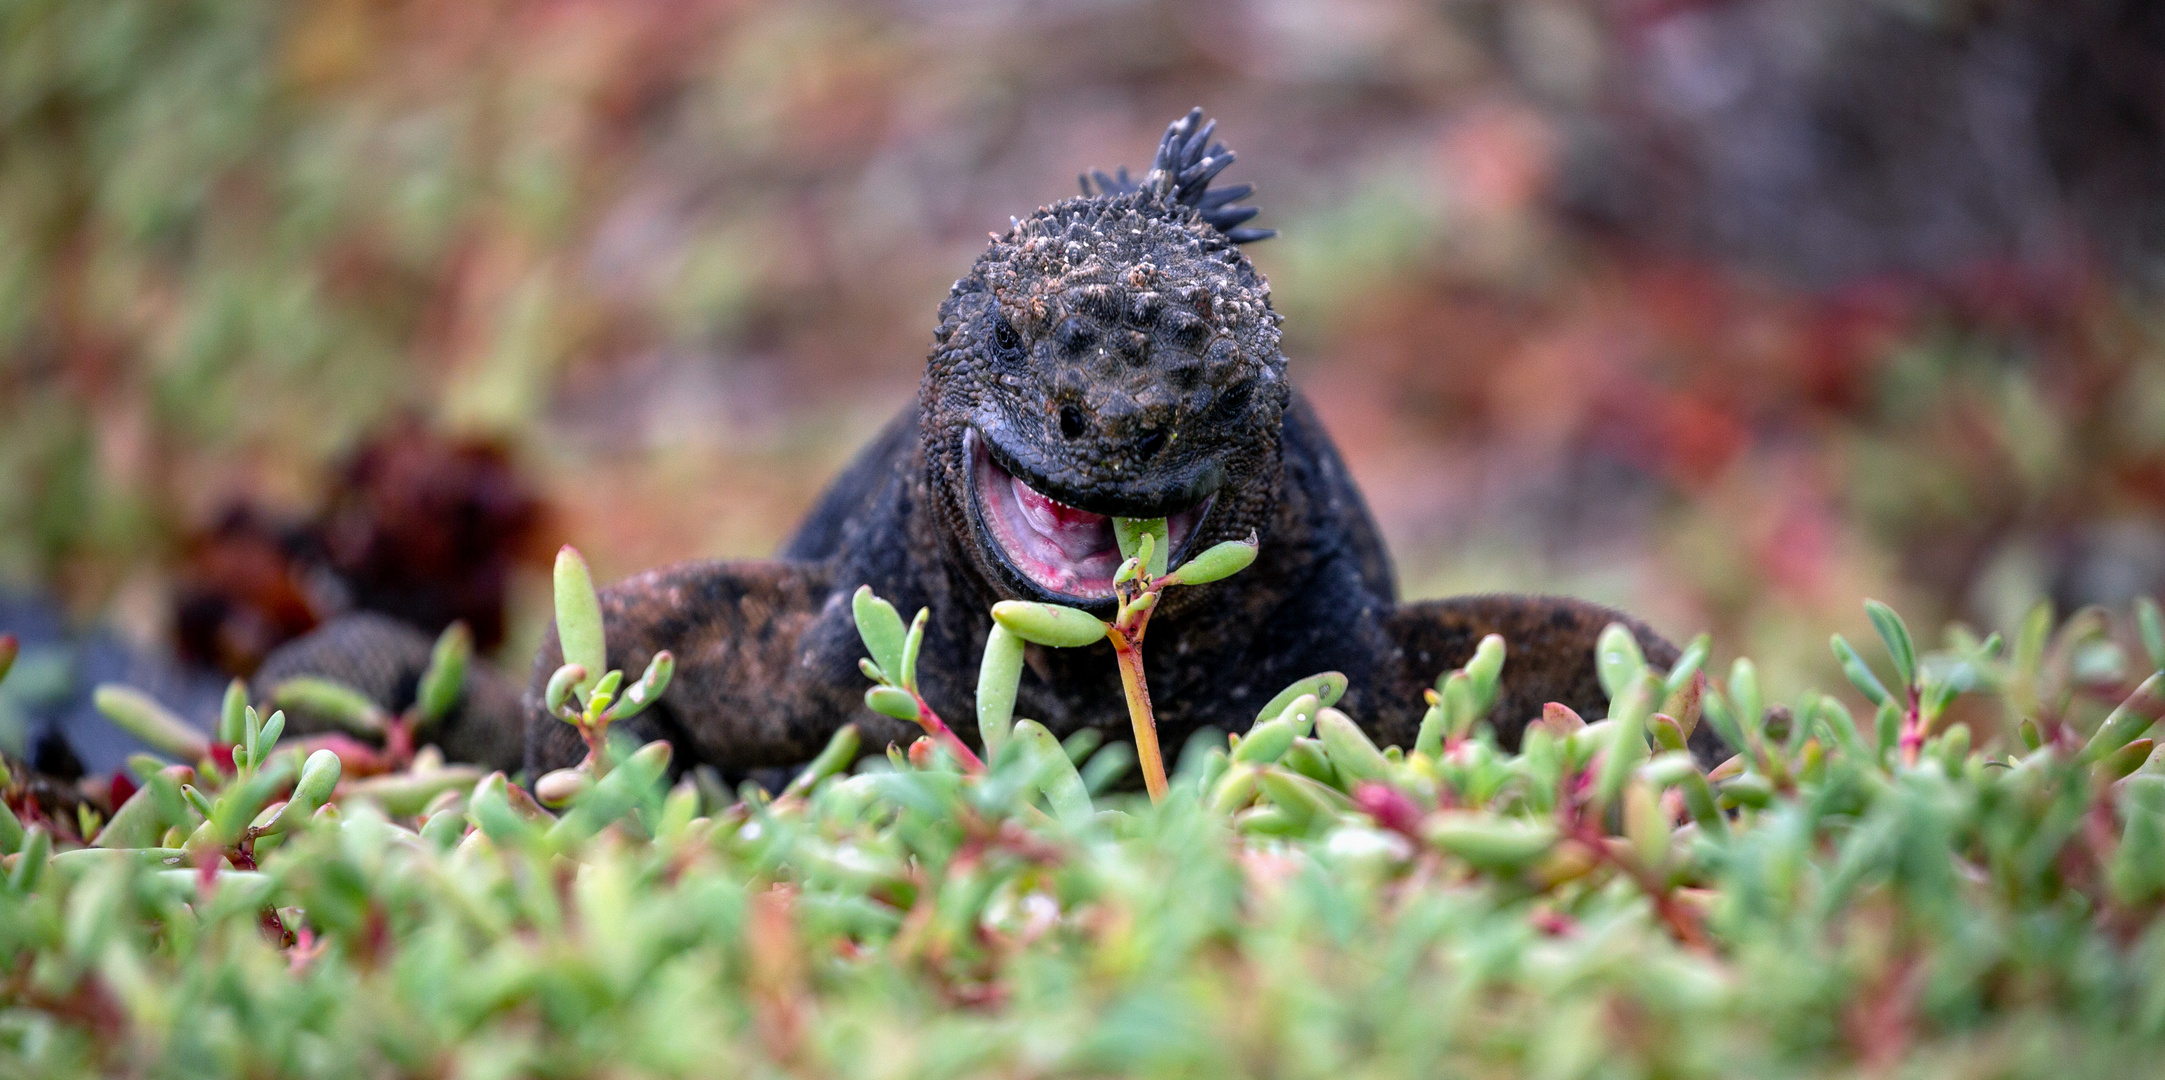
172,422 -> 548,675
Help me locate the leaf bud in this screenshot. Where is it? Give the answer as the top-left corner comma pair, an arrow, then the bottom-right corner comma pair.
535,768 -> 587,808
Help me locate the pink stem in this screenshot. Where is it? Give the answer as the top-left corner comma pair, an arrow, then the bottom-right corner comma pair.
1897,687 -> 1924,767
911,692 -> 984,772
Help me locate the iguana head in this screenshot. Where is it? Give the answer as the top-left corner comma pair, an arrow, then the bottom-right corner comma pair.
923,110 -> 1286,608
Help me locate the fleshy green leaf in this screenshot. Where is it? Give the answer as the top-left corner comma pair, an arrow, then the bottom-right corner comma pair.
272,677 -> 388,736
853,585 -> 909,682
545,664 -> 588,721
94,686 -> 211,762
415,622 -> 473,727
1663,633 -> 1711,699
2080,673 -> 2165,764
976,623 -> 1025,756
1014,719 -> 1093,825
1596,671 -> 1660,810
1464,635 -> 1506,716
866,686 -> 923,723
899,607 -> 929,692
1596,623 -> 1647,701
1831,634 -> 1894,708
606,651 -> 675,724
1165,534 -> 1257,586
2138,597 -> 2165,674
991,601 -> 1107,648
1865,600 -> 1917,690
554,546 -> 609,703
782,724 -> 862,801
219,679 -> 249,746
1256,673 -> 1347,726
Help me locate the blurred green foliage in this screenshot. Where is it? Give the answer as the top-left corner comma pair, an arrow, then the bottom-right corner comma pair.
8,588 -> 2165,1076
1,0 -> 601,595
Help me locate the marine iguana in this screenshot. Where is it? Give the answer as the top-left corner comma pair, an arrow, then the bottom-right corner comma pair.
520,109 -> 1698,777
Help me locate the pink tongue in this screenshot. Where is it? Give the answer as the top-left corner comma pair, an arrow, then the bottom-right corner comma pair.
1012,475 -> 1111,561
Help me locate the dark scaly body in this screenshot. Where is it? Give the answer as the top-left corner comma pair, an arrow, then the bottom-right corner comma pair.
518,111 -> 1701,776
255,111 -> 1703,776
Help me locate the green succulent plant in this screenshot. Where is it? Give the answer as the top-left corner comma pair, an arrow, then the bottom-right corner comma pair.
7,552 -> 2165,1078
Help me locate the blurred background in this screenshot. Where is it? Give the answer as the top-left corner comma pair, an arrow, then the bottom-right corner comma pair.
5,0 -> 2164,759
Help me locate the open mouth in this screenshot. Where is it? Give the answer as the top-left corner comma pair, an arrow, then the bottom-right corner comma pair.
967,429 -> 1212,601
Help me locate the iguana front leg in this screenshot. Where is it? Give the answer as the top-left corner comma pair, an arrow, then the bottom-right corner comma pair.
521,559 -> 917,777
1381,594 -> 1720,758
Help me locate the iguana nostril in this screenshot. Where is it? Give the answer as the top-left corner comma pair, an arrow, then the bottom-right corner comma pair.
1059,405 -> 1088,440
1136,428 -> 1167,459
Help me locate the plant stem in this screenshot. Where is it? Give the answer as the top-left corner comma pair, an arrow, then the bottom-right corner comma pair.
1564,806 -> 1708,951
1106,628 -> 1168,802
1897,687 -> 1924,767
386,715 -> 415,769
911,692 -> 985,773
579,716 -> 612,777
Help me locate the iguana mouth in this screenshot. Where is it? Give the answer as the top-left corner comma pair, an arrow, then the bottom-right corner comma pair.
967,429 -> 1211,601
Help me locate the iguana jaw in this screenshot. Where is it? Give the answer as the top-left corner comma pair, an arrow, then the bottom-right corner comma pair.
966,428 -> 1211,601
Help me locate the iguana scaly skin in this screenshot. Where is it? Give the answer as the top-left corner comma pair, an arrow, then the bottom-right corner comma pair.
522,110 -> 1702,777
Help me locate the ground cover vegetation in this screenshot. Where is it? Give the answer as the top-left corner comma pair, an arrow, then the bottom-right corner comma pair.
5,528 -> 2165,1077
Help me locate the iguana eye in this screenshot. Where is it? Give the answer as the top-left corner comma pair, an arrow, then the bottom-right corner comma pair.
1213,381 -> 1252,420
992,317 -> 1024,359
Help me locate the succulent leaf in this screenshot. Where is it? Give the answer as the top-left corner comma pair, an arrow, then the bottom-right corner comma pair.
553,546 -> 608,703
